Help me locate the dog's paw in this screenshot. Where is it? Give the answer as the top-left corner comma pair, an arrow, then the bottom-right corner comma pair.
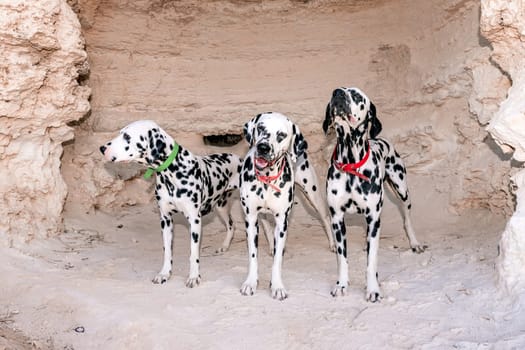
411,244 -> 428,254
271,287 -> 288,301
366,289 -> 383,303
152,273 -> 170,284
240,281 -> 257,296
185,275 -> 201,288
330,281 -> 348,297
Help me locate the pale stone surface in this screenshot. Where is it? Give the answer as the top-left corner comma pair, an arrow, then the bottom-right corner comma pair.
481,0 -> 525,298
0,0 -> 91,245
497,170 -> 525,296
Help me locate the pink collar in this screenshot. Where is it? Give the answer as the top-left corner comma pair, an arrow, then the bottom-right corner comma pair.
332,143 -> 371,181
255,158 -> 286,192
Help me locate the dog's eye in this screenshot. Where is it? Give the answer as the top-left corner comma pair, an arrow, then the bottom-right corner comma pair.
257,124 -> 265,133
276,132 -> 287,143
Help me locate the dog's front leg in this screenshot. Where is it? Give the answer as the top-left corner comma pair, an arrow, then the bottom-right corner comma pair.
365,213 -> 382,302
240,214 -> 259,296
152,210 -> 174,284
186,213 -> 202,288
270,211 -> 290,300
330,211 -> 349,297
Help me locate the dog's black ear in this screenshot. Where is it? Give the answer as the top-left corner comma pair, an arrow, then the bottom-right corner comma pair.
368,102 -> 382,138
146,127 -> 167,163
243,114 -> 260,146
291,123 -> 308,162
322,103 -> 333,135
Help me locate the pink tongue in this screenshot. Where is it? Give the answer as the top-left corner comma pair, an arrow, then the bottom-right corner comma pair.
255,157 -> 269,169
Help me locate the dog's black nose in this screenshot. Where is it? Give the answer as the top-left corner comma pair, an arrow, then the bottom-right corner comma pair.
332,89 -> 348,115
333,89 -> 346,99
99,145 -> 106,155
256,143 -> 270,155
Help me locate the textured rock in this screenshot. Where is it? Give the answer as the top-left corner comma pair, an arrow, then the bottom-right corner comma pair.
481,0 -> 525,298
497,170 -> 525,297
0,0 -> 90,245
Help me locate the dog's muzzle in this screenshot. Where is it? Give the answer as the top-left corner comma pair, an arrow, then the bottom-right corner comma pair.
255,142 -> 273,170
99,144 -> 117,162
331,89 -> 350,118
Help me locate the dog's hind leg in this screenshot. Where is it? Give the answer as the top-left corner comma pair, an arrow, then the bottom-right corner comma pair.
258,215 -> 275,256
385,152 -> 426,253
216,200 -> 235,253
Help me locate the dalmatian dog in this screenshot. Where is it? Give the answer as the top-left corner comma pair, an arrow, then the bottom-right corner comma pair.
323,87 -> 426,302
239,112 -> 332,300
99,120 -> 242,287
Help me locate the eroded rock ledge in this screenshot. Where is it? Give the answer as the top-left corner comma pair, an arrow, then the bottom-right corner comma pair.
481,0 -> 525,298
0,0 -> 91,245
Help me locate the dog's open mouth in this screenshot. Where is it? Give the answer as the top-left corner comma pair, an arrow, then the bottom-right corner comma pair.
255,157 -> 270,170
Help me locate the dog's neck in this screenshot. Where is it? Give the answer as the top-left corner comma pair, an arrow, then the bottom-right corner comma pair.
334,125 -> 369,164
146,132 -> 180,167
254,154 -> 290,192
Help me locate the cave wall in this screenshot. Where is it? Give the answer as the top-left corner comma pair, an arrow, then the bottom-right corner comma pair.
480,0 -> 525,298
63,0 -> 512,217
0,0 -> 91,245
0,0 -> 516,244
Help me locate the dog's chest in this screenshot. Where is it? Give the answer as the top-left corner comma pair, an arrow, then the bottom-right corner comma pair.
240,156 -> 294,213
327,148 -> 387,213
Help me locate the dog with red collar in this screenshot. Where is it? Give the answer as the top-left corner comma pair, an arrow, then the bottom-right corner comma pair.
240,112 -> 333,300
323,87 -> 427,302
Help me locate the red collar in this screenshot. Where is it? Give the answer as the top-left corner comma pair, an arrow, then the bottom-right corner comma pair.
255,157 -> 286,192
332,143 -> 371,181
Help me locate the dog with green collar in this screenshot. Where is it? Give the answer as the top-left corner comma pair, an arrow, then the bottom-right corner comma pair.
100,120 -> 242,287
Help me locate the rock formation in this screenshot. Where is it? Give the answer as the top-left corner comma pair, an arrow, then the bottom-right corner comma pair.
0,0 -> 91,245
481,0 -> 525,298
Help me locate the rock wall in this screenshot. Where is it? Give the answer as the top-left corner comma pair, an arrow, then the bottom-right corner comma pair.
0,0 -> 516,245
63,0 -> 513,217
0,0 -> 91,245
480,0 -> 525,298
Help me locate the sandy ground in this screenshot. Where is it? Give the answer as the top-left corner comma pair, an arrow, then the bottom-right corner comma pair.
2,194 -> 525,349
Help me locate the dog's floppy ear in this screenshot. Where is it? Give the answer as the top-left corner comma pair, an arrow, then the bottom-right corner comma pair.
368,102 -> 382,138
146,126 -> 168,163
291,123 -> 308,163
243,114 -> 261,147
322,103 -> 333,135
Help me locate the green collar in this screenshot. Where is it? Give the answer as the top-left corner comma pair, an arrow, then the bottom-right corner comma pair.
143,143 -> 179,179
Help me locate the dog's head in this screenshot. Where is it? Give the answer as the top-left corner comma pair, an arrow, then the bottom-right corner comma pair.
243,112 -> 307,171
323,87 -> 382,139
99,120 -> 171,165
